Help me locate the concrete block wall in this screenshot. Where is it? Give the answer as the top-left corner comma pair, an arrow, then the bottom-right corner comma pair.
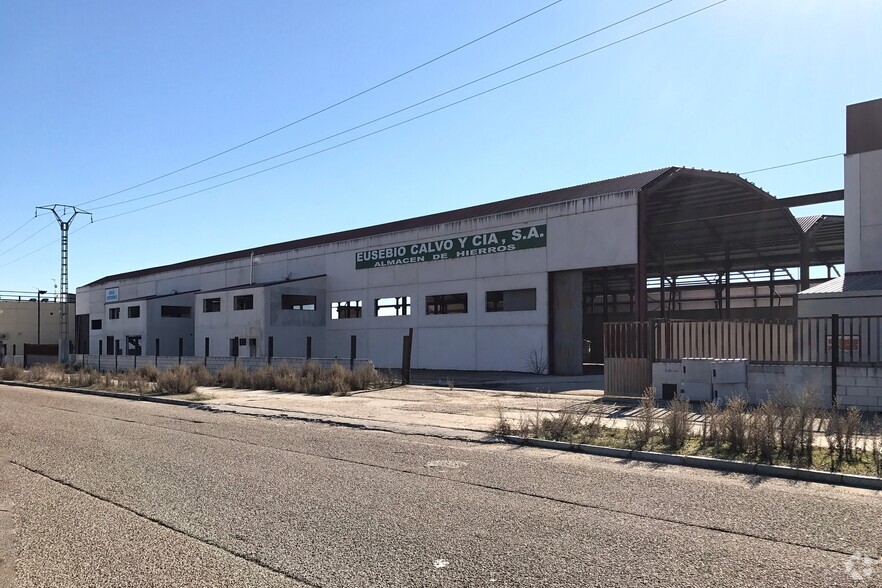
836,366 -> 882,410
1,355 -> 24,368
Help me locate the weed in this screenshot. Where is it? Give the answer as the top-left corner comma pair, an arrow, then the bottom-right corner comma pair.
524,343 -> 548,374
0,364 -> 24,380
661,397 -> 691,450
155,365 -> 197,395
628,387 -> 657,450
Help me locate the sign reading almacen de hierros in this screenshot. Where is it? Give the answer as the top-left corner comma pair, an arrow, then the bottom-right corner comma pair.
356,224 -> 546,269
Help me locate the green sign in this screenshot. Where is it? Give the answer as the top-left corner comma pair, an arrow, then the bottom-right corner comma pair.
356,224 -> 547,269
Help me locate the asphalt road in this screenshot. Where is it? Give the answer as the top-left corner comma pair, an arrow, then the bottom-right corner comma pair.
1,384 -> 880,587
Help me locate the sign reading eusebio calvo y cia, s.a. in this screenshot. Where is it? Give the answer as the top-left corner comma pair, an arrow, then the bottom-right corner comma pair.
355,224 -> 546,269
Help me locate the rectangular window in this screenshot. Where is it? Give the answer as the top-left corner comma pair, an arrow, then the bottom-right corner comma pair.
331,300 -> 362,319
234,295 -> 254,311
91,319 -> 102,330
160,305 -> 192,318
282,294 -> 316,311
375,296 -> 411,317
108,307 -> 120,320
203,298 -> 221,313
426,293 -> 468,315
127,306 -> 140,318
486,288 -> 537,312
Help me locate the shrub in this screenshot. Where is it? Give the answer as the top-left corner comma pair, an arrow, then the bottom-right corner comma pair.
700,401 -> 723,452
749,401 -> 777,464
1,364 -> 24,381
661,397 -> 691,450
628,387 -> 657,450
134,364 -> 160,382
155,365 -> 197,395
722,397 -> 749,454
188,364 -> 214,387
25,364 -> 66,385
538,409 -> 584,442
250,366 -> 276,391
68,366 -> 100,388
216,364 -> 249,389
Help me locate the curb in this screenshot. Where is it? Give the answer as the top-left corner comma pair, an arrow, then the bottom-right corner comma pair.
0,380 -> 199,408
499,435 -> 882,491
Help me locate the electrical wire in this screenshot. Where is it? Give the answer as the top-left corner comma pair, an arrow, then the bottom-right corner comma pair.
88,0 -> 728,222
0,216 -> 36,246
75,0 -> 567,207
0,221 -> 54,259
89,0 -> 677,213
740,153 -> 843,175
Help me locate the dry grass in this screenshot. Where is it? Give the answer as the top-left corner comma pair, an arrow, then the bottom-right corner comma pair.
490,386 -> 881,477
0,364 -> 24,381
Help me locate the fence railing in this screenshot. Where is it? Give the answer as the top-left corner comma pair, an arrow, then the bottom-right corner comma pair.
69,354 -> 374,373
605,315 -> 882,367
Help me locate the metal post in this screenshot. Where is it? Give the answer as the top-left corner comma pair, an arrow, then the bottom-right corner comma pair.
36,289 -> 47,344
831,313 -> 839,406
36,205 -> 92,363
350,335 -> 356,370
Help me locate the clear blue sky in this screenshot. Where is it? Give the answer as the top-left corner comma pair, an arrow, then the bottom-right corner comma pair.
1,0 -> 880,295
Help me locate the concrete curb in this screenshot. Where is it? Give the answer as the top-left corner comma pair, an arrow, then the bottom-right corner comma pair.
499,435 -> 882,491
0,380 -> 200,408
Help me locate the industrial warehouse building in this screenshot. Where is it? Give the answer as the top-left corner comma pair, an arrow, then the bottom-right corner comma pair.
74,164 -> 844,375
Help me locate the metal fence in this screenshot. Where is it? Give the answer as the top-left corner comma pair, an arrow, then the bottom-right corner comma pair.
605,315 -> 882,367
70,354 -> 374,373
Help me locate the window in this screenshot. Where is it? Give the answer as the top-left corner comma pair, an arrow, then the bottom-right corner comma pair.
203,298 -> 221,313
282,294 -> 316,311
486,288 -> 537,312
376,296 -> 411,317
331,300 -> 362,319
234,295 -> 254,311
127,306 -> 140,318
125,335 -> 142,356
426,293 -> 468,315
91,319 -> 102,330
108,307 -> 120,320
161,305 -> 192,318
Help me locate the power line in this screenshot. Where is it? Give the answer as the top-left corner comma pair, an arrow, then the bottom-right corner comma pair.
740,153 -> 843,175
89,0 -> 676,213
75,0 -> 567,207
2,144 -> 842,273
0,221 -> 54,258
89,0 -> 728,222
0,216 -> 36,246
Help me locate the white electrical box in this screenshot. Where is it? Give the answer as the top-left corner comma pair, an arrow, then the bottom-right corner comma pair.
681,358 -> 714,383
678,381 -> 713,402
711,359 -> 748,384
713,383 -> 748,403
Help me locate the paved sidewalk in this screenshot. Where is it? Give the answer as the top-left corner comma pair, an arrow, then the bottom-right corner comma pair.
190,383 -> 605,439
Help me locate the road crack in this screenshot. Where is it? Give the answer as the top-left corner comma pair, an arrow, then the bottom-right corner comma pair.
11,461 -> 320,588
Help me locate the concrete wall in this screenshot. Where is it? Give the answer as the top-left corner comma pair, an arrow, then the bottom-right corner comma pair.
76,189 -> 639,372
652,361 -> 880,412
845,149 -> 882,273
0,300 -> 73,355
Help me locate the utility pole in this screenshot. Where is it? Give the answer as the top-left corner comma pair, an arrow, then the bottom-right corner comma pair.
36,205 -> 92,363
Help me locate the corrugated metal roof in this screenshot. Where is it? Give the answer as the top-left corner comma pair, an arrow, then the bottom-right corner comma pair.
83,168 -> 674,287
800,271 -> 882,295
796,215 -> 823,233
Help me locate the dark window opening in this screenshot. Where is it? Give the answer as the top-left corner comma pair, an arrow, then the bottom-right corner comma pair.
161,305 -> 192,318
282,294 -> 316,311
108,307 -> 120,320
486,288 -> 537,312
203,298 -> 221,313
127,306 -> 140,318
91,319 -> 102,330
234,295 -> 254,311
126,336 -> 142,356
376,296 -> 411,317
331,300 -> 362,319
426,293 -> 468,315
